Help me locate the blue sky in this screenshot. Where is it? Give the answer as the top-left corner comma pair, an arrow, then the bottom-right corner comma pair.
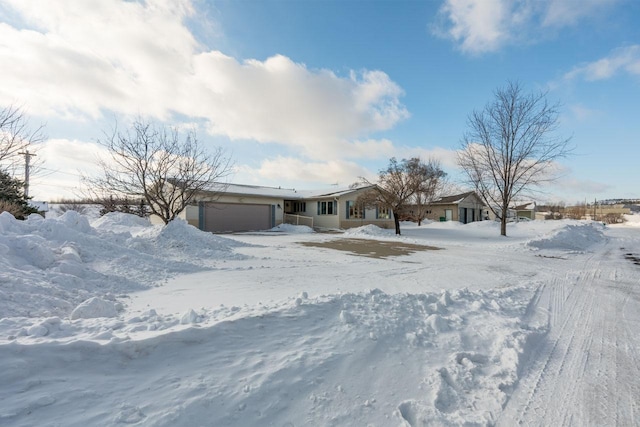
1,0 -> 639,203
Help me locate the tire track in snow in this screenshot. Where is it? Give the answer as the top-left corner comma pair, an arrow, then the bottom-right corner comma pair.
497,240 -> 640,426
616,256 -> 640,426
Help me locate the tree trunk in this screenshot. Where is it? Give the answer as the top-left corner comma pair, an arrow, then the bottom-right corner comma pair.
394,215 -> 401,235
500,206 -> 508,236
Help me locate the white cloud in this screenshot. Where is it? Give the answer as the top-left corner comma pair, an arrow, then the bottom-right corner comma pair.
396,146 -> 460,170
0,0 -> 408,161
189,53 -> 408,159
433,0 -> 510,55
542,0 -> 615,27
564,45 -> 640,81
543,177 -> 613,201
30,138 -> 108,200
433,0 -> 617,55
234,156 -> 376,188
567,104 -> 601,121
0,0 -> 197,119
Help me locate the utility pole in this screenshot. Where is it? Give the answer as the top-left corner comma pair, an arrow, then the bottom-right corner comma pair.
18,150 -> 36,198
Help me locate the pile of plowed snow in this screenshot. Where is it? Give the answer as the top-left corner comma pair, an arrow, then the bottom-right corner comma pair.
269,223 -> 314,233
526,221 -> 606,252
0,287 -> 545,426
344,224 -> 395,238
0,211 -> 248,318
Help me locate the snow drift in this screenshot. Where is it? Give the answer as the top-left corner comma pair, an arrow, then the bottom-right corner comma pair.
526,221 -> 606,252
0,211 -> 247,318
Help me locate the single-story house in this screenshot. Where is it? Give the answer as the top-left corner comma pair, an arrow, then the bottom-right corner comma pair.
406,191 -> 485,224
175,183 -> 395,232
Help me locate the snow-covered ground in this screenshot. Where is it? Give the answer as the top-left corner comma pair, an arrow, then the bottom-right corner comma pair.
1,211 -> 639,426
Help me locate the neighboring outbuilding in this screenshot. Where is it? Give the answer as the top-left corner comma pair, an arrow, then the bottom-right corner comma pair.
513,201 -> 537,220
416,191 -> 486,224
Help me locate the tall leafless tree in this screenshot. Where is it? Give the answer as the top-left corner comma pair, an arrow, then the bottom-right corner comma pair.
457,81 -> 571,236
357,157 -> 446,235
85,119 -> 232,224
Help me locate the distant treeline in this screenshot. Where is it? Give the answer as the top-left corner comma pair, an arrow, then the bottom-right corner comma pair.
52,196 -> 149,218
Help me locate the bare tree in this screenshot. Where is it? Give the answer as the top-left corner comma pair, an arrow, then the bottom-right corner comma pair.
564,203 -> 586,220
411,158 -> 448,226
85,119 -> 232,224
457,81 -> 571,236
0,104 -> 45,175
357,157 -> 446,235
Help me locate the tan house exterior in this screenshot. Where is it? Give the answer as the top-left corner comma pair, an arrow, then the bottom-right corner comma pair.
174,183 -> 395,232
513,202 -> 536,220
421,191 -> 486,224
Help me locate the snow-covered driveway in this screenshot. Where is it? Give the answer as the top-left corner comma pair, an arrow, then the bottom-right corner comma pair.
499,226 -> 640,426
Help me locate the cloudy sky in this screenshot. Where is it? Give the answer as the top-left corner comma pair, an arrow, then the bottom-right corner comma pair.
1,0 -> 638,203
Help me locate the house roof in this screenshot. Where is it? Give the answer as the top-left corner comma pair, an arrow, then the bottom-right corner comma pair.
431,191 -> 478,205
215,183 -> 300,198
199,183 -> 375,200
297,184 -> 375,199
512,201 -> 536,210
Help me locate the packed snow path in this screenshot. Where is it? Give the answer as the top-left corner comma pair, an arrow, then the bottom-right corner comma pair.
499,227 -> 640,426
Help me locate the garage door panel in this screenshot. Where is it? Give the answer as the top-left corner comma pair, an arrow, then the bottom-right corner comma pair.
204,202 -> 271,232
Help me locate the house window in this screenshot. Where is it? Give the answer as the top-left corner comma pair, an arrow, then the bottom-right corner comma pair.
376,206 -> 390,219
317,201 -> 336,215
293,201 -> 306,212
347,201 -> 364,219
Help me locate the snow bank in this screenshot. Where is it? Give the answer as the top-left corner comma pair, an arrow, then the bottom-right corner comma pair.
344,224 -> 395,238
269,223 -> 314,233
70,297 -> 119,320
0,287 -> 546,426
91,211 -> 152,233
526,222 -> 606,252
133,218 -> 249,256
0,213 -> 248,318
621,214 -> 640,227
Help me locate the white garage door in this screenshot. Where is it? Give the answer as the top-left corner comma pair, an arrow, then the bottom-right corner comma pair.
203,202 -> 272,233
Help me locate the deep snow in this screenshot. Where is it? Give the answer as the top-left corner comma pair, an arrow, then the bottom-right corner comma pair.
1,210 -> 639,426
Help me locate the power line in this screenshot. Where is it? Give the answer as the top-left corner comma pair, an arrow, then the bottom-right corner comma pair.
37,167 -> 85,178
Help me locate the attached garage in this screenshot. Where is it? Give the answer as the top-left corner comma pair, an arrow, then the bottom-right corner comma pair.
201,202 -> 275,233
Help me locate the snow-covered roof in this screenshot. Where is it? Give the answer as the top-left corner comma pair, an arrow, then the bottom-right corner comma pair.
200,183 -> 375,200
296,185 -> 375,199
432,191 -> 478,205
211,183 -> 300,198
512,201 -> 537,211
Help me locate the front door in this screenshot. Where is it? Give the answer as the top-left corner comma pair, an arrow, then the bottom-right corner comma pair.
445,209 -> 452,221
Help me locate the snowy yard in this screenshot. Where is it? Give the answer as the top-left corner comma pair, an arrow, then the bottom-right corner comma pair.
1,211 -> 639,426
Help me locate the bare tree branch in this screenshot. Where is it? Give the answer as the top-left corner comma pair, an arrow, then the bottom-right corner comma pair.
84,119 -> 233,224
356,157 -> 447,235
0,104 -> 46,177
